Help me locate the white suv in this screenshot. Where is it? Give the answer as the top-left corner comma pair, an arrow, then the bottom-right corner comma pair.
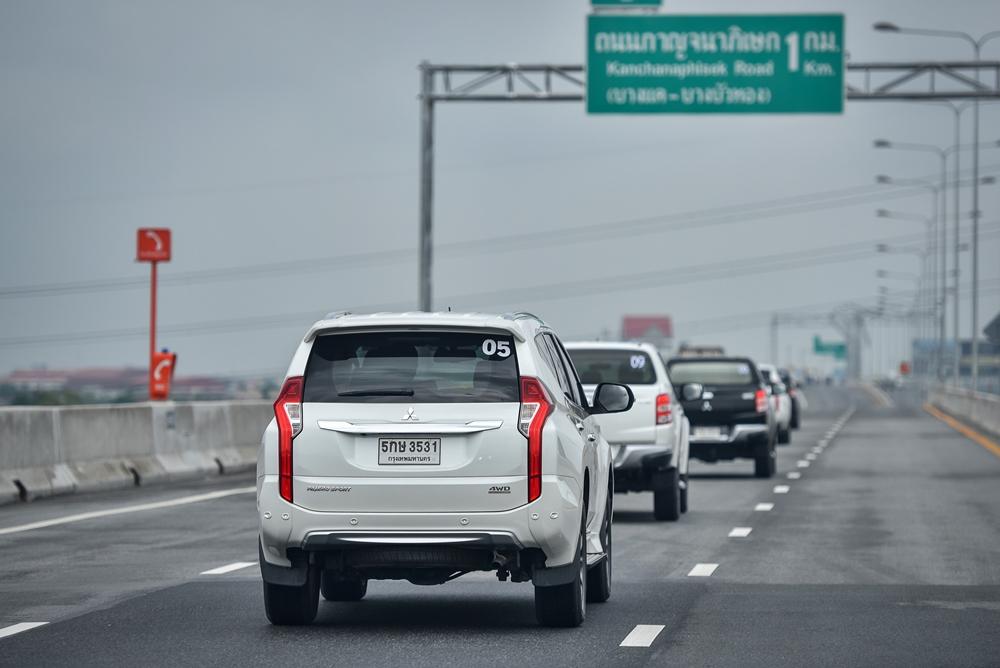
564,342 -> 691,521
257,312 -> 635,627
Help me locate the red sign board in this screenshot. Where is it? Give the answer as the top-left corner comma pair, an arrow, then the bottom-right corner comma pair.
622,315 -> 674,341
137,228 -> 172,262
149,351 -> 177,400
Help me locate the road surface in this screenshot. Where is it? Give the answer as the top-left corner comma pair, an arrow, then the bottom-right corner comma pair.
1,386 -> 998,667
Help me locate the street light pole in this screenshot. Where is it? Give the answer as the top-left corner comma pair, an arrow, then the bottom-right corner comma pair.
873,24 -> 1000,388
418,61 -> 435,312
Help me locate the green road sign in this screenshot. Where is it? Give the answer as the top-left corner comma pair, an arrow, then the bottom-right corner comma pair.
587,14 -> 844,113
813,335 -> 847,360
593,0 -> 662,6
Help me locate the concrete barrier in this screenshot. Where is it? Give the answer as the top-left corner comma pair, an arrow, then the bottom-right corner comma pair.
929,386 -> 1000,438
0,400 -> 272,504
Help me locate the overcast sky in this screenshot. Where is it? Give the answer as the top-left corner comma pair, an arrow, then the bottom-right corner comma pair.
1,0 -> 999,379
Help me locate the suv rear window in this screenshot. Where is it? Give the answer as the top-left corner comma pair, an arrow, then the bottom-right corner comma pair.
565,349 -> 656,385
303,330 -> 519,403
668,360 -> 756,386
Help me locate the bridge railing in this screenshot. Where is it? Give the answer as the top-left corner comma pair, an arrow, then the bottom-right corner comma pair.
928,385 -> 1000,438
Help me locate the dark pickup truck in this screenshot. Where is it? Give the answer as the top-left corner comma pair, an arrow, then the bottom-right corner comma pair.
666,356 -> 777,478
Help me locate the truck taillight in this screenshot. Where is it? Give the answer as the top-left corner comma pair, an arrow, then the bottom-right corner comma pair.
519,376 -> 553,503
274,376 -> 303,503
656,393 -> 672,425
755,388 -> 768,414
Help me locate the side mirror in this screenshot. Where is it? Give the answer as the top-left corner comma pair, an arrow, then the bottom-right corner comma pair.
682,383 -> 703,401
773,383 -> 787,395
591,383 -> 635,414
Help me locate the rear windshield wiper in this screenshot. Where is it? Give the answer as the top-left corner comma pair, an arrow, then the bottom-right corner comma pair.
337,388 -> 415,397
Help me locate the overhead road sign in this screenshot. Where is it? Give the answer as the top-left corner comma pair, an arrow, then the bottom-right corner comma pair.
813,335 -> 847,360
593,0 -> 662,7
587,14 -> 844,113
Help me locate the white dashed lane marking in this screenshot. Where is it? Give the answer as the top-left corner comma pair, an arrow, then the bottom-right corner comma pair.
773,485 -> 790,494
787,471 -> 802,480
806,453 -> 817,461
0,622 -> 48,640
797,460 -> 810,468
620,624 -> 666,647
688,563 -> 719,577
200,562 -> 256,576
0,487 -> 255,536
728,527 -> 753,538
754,502 -> 774,512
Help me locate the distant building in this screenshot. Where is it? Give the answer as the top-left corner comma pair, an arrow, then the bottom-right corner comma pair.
0,366 -> 278,403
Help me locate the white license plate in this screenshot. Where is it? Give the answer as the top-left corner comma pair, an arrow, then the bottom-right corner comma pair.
378,437 -> 441,465
693,426 -> 723,438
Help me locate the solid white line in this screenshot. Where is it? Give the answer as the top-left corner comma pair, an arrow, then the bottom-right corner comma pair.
754,502 -> 774,512
797,460 -> 810,468
773,485 -> 790,494
728,527 -> 752,538
688,563 -> 718,577
0,622 -> 48,640
0,487 -> 256,536
787,471 -> 802,480
200,561 -> 256,576
620,624 -> 666,647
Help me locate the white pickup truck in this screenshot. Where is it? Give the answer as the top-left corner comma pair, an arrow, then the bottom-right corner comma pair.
564,342 -> 691,521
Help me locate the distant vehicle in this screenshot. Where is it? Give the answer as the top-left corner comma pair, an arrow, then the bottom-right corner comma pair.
677,344 -> 726,358
565,342 -> 691,522
666,356 -> 777,478
758,363 -> 792,444
778,368 -> 807,429
257,312 -> 635,628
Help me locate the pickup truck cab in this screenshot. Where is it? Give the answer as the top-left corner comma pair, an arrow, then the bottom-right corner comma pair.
665,356 -> 777,478
564,342 -> 690,521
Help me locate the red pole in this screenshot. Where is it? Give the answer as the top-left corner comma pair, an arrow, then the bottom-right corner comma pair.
149,260 -> 157,399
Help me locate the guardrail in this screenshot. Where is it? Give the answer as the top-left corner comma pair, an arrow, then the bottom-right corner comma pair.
0,401 -> 272,505
928,385 -> 1000,438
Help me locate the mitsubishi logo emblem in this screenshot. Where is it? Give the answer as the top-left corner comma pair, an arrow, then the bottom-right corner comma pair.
402,406 -> 418,421
701,401 -> 713,412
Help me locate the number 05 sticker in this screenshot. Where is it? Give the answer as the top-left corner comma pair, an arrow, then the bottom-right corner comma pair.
481,339 -> 511,358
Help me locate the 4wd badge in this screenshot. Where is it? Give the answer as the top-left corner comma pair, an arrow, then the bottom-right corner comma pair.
488,485 -> 511,494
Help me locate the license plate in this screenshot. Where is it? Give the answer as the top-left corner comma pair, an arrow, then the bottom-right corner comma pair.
693,426 -> 723,438
378,437 -> 441,465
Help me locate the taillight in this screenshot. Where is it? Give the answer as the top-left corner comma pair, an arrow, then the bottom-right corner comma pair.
655,393 -> 672,425
519,376 -> 553,503
274,376 -> 303,503
755,388 -> 768,413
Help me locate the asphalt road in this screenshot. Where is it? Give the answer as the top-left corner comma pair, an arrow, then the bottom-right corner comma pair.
1,385 -> 999,667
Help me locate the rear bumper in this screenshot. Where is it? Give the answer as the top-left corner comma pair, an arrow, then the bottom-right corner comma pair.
689,424 -> 769,462
257,473 -> 582,578
612,445 -> 674,492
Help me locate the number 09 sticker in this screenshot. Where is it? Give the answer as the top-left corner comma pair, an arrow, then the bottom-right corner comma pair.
630,355 -> 646,369
481,339 -> 511,358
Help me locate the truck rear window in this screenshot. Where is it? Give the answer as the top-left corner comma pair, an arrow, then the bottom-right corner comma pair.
565,349 -> 656,385
303,330 -> 519,403
668,360 -> 756,386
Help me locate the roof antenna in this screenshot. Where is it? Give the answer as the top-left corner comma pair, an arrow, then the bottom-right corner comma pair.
447,306 -> 452,312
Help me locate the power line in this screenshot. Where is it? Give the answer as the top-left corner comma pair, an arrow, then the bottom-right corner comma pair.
4,223 -> 996,349
5,164 -> 998,300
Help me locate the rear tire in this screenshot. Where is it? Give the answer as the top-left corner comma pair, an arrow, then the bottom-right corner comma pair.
754,440 -> 777,479
263,565 -> 320,625
321,573 -> 367,602
586,484 -> 612,603
535,510 -> 587,627
679,473 -> 689,514
778,427 -> 791,445
790,407 -> 800,429
653,468 -> 681,521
